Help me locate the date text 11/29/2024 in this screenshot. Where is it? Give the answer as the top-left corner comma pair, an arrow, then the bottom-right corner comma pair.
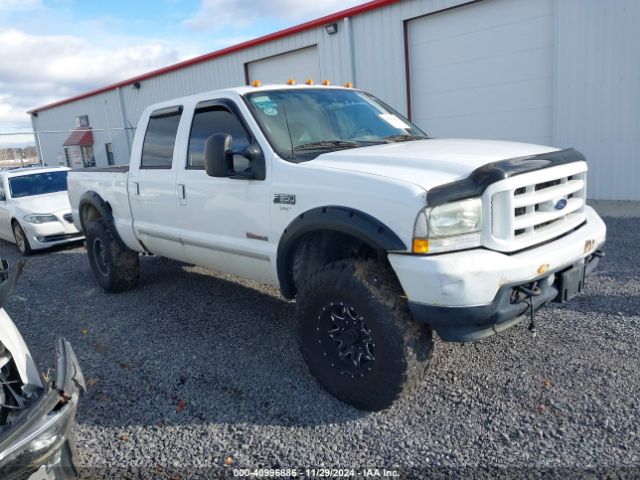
233,468 -> 400,477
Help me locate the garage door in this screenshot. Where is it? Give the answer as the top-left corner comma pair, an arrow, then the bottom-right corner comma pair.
408,0 -> 555,145
247,46 -> 320,85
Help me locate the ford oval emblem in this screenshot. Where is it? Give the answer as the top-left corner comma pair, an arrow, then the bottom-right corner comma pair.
554,198 -> 568,210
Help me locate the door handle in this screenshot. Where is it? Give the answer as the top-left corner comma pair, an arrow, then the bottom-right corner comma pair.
177,184 -> 187,206
132,182 -> 140,195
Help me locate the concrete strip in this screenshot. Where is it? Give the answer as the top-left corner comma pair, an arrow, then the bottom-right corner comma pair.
588,200 -> 640,218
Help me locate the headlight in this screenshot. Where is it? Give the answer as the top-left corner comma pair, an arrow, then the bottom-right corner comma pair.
429,198 -> 482,237
23,214 -> 58,224
412,198 -> 483,254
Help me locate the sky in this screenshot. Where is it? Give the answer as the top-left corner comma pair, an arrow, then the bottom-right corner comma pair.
0,0 -> 364,146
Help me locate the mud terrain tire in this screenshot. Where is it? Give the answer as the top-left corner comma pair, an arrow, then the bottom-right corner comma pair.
86,218 -> 139,293
296,259 -> 433,411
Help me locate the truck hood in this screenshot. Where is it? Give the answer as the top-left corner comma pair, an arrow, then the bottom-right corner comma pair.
308,138 -> 559,191
11,191 -> 71,214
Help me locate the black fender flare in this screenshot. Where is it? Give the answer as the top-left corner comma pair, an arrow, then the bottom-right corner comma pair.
78,191 -> 127,249
276,206 -> 406,299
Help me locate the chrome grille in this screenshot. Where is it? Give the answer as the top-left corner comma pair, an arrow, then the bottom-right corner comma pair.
484,162 -> 588,252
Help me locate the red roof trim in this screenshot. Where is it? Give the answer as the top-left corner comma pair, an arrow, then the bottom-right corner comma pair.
63,128 -> 94,146
29,0 -> 400,114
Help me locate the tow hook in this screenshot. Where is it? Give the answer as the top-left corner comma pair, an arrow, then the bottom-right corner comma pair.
516,283 -> 542,338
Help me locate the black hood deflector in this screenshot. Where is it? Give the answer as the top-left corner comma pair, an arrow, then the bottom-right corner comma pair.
427,148 -> 586,206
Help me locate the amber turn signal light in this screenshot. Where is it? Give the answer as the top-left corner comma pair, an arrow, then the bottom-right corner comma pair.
412,239 -> 430,254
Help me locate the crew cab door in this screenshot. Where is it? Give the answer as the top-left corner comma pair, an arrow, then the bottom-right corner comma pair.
175,98 -> 274,284
128,105 -> 186,259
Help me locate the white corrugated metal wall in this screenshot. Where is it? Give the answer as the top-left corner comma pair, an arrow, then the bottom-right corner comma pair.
246,46 -> 321,84
32,0 -> 640,200
407,0 -> 556,145
33,89 -> 129,168
554,0 -> 640,201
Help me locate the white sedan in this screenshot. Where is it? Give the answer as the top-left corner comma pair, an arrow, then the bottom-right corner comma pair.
0,166 -> 83,255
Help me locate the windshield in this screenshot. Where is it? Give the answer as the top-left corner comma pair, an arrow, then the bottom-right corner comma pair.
245,89 -> 427,162
8,171 -> 68,198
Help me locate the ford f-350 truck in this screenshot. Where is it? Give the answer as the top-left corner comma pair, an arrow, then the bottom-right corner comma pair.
67,85 -> 606,411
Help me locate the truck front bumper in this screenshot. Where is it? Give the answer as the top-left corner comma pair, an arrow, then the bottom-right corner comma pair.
388,206 -> 606,342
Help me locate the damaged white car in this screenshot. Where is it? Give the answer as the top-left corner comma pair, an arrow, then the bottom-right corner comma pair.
0,260 -> 84,479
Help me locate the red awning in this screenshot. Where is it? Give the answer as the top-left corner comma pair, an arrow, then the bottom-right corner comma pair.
63,128 -> 93,146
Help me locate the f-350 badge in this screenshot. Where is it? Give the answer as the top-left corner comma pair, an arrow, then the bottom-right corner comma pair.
273,194 -> 296,205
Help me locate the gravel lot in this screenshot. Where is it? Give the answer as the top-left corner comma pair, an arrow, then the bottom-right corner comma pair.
1,217 -> 639,478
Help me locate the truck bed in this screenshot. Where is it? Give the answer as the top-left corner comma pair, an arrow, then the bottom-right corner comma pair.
67,166 -> 139,250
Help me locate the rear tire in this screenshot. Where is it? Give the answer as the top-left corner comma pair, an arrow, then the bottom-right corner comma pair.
12,222 -> 32,256
296,259 -> 433,411
85,218 -> 139,292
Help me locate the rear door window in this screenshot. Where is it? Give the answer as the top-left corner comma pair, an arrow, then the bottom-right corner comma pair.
141,106 -> 183,169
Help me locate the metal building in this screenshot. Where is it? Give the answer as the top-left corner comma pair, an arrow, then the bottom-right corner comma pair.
29,0 -> 640,200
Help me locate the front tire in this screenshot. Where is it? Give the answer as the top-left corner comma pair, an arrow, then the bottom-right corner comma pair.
296,259 -> 433,411
85,218 -> 139,293
12,222 -> 32,256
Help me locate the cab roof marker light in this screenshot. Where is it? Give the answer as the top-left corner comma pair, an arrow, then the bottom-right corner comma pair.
322,80 -> 331,86
344,82 -> 354,88
251,80 -> 263,87
286,78 -> 297,85
305,79 -> 315,85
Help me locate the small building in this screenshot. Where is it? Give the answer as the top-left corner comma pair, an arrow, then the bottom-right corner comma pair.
28,0 -> 640,200
61,115 -> 95,168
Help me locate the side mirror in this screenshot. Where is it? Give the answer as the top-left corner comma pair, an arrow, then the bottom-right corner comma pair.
204,133 -> 233,177
234,144 -> 266,181
204,133 -> 266,181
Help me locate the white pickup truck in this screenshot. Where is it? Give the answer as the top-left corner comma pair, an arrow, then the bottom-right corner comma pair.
68,85 -> 606,410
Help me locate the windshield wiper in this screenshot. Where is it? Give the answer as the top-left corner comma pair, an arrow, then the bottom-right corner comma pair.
294,139 -> 389,151
384,134 -> 429,142
293,140 -> 360,151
